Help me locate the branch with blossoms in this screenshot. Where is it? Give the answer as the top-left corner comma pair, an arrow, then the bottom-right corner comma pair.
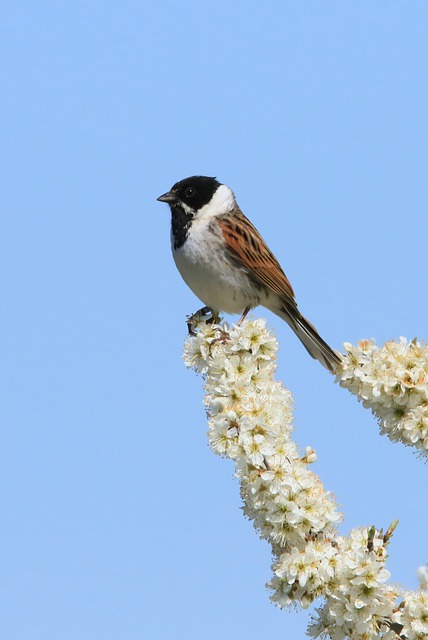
183,318 -> 428,640
338,338 -> 428,457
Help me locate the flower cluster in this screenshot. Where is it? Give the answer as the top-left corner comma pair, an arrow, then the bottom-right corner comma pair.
184,319 -> 341,552
306,528 -> 403,639
183,318 -> 426,639
337,338 -> 428,457
396,590 -> 428,639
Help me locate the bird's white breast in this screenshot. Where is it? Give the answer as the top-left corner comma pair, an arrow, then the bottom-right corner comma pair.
172,203 -> 259,314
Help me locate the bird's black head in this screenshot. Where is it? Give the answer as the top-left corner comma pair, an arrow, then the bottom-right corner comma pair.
157,175 -> 221,212
157,175 -> 223,250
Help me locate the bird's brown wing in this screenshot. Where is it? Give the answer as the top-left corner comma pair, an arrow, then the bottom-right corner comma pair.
218,210 -> 296,304
218,210 -> 341,372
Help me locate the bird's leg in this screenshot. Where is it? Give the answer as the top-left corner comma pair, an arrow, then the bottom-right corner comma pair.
187,306 -> 216,335
237,306 -> 251,326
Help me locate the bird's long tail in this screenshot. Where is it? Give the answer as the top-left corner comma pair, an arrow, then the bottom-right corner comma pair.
272,302 -> 342,373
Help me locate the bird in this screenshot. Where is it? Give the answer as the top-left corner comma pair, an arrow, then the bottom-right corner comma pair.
157,175 -> 341,373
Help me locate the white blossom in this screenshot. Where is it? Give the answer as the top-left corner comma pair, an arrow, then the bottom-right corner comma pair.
183,318 -> 424,639
396,589 -> 428,639
417,564 -> 428,590
337,338 -> 428,457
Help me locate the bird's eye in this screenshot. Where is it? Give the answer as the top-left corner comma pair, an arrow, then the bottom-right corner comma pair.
185,187 -> 195,198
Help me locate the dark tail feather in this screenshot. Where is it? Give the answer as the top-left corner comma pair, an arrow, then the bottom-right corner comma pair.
274,304 -> 342,373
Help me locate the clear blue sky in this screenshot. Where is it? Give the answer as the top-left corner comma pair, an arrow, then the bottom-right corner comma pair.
1,2 -> 427,638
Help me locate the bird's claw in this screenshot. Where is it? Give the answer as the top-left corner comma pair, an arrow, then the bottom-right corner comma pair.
208,328 -> 231,350
186,306 -> 218,335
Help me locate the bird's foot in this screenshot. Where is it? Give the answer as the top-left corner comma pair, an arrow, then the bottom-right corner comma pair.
186,306 -> 220,336
208,328 -> 231,350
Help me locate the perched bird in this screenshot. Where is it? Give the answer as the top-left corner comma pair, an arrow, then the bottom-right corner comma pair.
157,175 -> 341,373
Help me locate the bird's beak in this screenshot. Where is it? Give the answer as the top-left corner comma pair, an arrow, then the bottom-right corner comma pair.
157,191 -> 177,204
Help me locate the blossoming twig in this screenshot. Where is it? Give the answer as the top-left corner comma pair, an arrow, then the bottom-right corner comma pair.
337,338 -> 428,458
183,318 -> 428,639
